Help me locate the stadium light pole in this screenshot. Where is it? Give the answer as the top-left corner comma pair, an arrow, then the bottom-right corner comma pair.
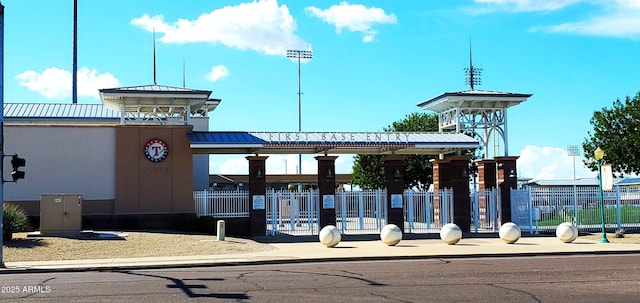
0,0 -> 5,268
286,49 -> 312,183
567,144 -> 580,180
594,147 -> 609,243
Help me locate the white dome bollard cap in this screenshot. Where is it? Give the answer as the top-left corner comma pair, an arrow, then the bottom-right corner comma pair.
319,225 -> 341,247
380,224 -> 403,246
556,222 -> 579,243
499,222 -> 521,244
440,223 -> 463,245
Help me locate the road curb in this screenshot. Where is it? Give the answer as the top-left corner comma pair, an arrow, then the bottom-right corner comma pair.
2,249 -> 638,274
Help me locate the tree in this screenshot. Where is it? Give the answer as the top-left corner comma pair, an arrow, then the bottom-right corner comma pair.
351,113 -> 439,190
583,92 -> 640,175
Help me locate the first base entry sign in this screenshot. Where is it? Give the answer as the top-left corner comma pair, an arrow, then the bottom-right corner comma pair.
144,139 -> 169,162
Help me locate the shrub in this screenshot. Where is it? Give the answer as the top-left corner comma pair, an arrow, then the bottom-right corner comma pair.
3,203 -> 31,241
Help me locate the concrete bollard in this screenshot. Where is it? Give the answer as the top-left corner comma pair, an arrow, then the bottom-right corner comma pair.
217,220 -> 225,241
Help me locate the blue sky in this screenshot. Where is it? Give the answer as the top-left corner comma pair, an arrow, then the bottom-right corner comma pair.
3,0 -> 640,180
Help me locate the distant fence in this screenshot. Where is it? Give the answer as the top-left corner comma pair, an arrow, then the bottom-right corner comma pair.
511,186 -> 640,233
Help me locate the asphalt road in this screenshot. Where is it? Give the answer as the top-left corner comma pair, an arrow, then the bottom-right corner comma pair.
0,254 -> 639,302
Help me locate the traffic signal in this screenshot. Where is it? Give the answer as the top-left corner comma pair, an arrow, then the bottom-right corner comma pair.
11,154 -> 26,182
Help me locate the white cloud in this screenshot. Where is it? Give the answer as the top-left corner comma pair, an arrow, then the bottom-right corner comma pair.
545,11 -> 640,38
206,65 -> 230,82
131,0 -> 309,56
216,157 -> 248,174
517,145 -> 596,180
473,0 -> 581,12
616,0 -> 640,9
210,154 -> 354,175
15,67 -> 119,100
474,0 -> 640,38
305,2 -> 397,43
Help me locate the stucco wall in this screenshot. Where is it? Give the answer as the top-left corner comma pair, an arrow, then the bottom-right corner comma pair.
191,117 -> 210,191
3,125 -> 116,201
115,125 -> 194,214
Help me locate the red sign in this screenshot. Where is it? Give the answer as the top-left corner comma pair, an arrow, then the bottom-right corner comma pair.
144,139 -> 169,163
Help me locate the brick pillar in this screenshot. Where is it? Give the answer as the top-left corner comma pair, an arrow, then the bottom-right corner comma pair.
316,156 -> 337,228
431,156 -> 471,233
475,159 -> 496,226
476,159 -> 497,190
495,156 -> 519,223
383,156 -> 405,233
247,156 -> 268,236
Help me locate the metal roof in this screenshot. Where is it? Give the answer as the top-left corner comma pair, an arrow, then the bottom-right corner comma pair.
99,84 -> 213,115
526,177 -> 637,187
189,131 -> 479,155
99,84 -> 212,94
417,89 -> 532,113
611,178 -> 640,186
527,178 -> 600,187
3,102 -> 218,122
4,103 -> 120,121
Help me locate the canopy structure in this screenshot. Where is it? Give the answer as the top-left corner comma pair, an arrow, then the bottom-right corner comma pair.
418,89 -> 532,158
99,84 -> 220,124
189,131 -> 479,155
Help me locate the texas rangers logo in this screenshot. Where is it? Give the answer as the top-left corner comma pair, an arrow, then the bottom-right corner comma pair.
144,139 -> 169,162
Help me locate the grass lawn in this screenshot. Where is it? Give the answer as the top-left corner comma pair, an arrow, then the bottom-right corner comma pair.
537,206 -> 640,226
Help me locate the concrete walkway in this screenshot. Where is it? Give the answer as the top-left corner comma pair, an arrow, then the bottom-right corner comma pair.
2,235 -> 639,273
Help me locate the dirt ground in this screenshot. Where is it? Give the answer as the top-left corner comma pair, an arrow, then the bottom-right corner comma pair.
580,231 -> 640,244
2,231 -> 275,262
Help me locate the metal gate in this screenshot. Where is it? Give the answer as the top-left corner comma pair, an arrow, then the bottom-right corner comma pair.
336,189 -> 387,234
404,189 -> 454,233
266,189 -> 319,236
470,189 -> 501,232
510,188 -> 534,233
264,189 -> 458,236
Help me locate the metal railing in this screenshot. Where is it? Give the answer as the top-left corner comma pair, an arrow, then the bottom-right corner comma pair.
470,189 -> 501,232
336,189 -> 387,234
194,190 -> 249,217
266,189 -> 319,236
195,188 -> 467,236
511,185 -> 640,233
404,189 -> 454,233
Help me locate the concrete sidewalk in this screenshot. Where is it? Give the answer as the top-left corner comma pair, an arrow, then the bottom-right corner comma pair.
2,236 -> 639,273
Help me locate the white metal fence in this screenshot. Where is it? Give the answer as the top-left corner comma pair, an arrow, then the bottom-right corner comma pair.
470,189 -> 501,232
195,188 -> 458,236
194,190 -> 249,217
511,186 -> 640,233
336,189 -> 387,234
266,189 -> 319,236
404,189 -> 454,233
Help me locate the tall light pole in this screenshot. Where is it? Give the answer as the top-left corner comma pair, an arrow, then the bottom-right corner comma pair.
567,144 -> 580,180
72,0 -> 78,104
0,0 -> 5,268
286,49 -> 312,182
594,147 -> 609,243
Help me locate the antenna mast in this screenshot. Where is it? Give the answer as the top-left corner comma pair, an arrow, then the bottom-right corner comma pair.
464,39 -> 482,90
153,29 -> 157,85
72,0 -> 77,103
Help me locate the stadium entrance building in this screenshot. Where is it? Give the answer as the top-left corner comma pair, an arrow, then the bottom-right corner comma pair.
4,83 -> 482,234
